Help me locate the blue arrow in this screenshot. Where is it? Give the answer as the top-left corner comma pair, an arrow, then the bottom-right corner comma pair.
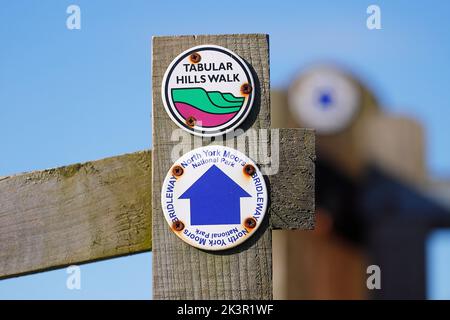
179,165 -> 251,225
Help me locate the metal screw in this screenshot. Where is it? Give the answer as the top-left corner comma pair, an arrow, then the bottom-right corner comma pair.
173,220 -> 185,231
240,83 -> 252,95
186,116 -> 197,127
189,52 -> 201,63
243,164 -> 256,176
172,165 -> 184,177
244,217 -> 257,229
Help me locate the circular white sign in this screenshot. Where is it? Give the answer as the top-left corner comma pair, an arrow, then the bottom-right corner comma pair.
288,66 -> 361,134
161,45 -> 255,137
161,146 -> 267,251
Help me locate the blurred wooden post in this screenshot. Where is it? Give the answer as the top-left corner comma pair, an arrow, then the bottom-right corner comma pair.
272,67 -> 379,299
363,115 -> 427,184
272,64 -> 428,299
272,86 -> 369,299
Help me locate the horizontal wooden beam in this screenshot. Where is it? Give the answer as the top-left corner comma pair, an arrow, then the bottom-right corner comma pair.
269,129 -> 315,230
0,151 -> 152,279
0,129 -> 314,282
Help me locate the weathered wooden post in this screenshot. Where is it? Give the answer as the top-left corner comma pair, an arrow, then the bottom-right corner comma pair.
152,34 -> 315,299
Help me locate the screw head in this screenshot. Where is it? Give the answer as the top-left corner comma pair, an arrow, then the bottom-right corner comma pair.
173,220 -> 185,231
189,52 -> 201,64
186,116 -> 197,127
240,83 -> 252,95
172,165 -> 184,177
244,217 -> 257,229
243,164 -> 256,176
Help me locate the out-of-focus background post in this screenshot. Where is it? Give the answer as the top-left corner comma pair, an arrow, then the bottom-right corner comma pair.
273,65 -> 450,299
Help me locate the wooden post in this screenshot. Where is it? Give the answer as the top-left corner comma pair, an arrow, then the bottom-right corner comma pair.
272,67 -> 428,299
152,34 -> 315,299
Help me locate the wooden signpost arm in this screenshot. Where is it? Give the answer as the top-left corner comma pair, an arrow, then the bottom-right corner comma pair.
0,151 -> 152,279
269,129 -> 315,230
0,130 -> 315,289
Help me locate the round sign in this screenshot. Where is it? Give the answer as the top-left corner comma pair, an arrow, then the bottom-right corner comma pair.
288,66 -> 361,134
161,45 -> 255,137
161,146 -> 267,251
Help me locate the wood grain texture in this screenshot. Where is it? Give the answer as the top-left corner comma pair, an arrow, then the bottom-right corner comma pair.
0,151 -> 152,279
152,34 -> 273,300
269,129 -> 315,230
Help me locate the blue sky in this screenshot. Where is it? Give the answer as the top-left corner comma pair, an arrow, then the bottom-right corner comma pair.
428,230 -> 450,299
0,0 -> 449,299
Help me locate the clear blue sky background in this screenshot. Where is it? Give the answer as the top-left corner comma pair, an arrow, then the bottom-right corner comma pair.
1,0 -> 449,299
427,230 -> 450,300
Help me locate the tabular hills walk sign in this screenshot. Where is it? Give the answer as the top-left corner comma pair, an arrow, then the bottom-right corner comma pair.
161,45 -> 255,137
161,146 -> 268,251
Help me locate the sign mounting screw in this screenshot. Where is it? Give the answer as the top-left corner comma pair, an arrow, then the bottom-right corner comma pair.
186,116 -> 197,127
189,52 -> 201,64
243,164 -> 256,176
172,220 -> 185,232
172,165 -> 184,177
240,83 -> 252,95
244,217 -> 257,229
